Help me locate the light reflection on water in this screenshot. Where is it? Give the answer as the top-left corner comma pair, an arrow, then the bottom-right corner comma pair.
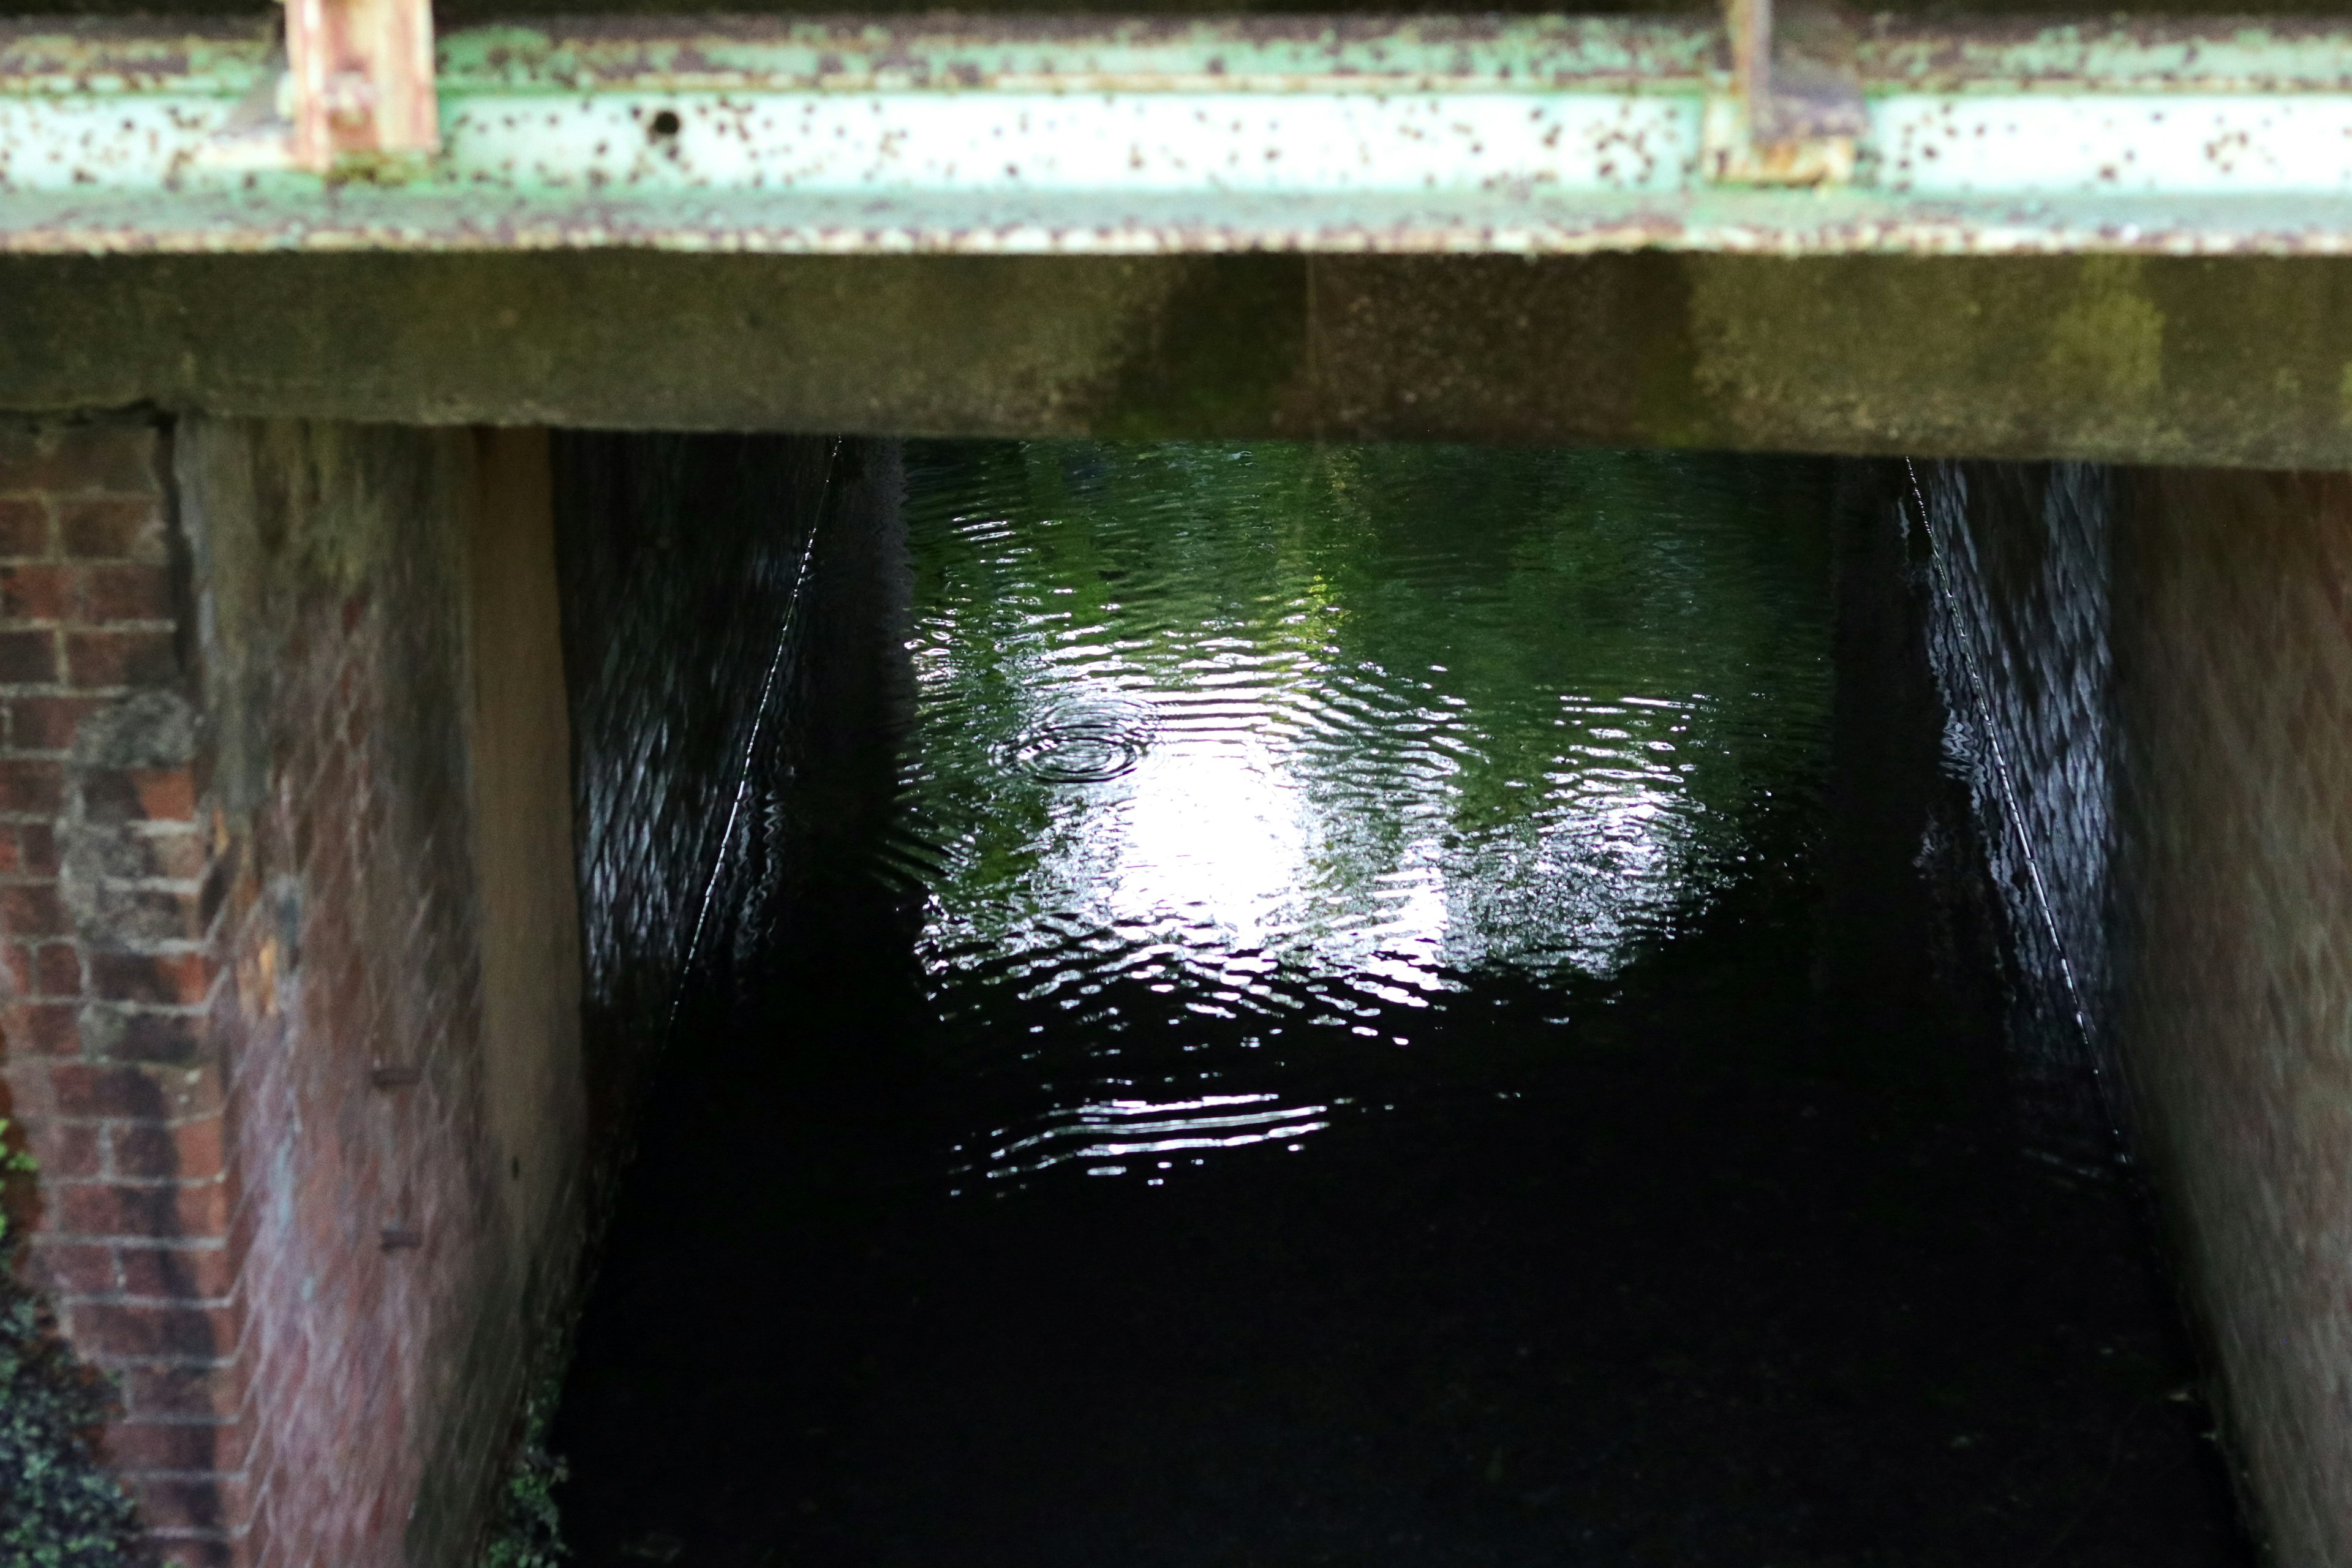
903,443 -> 1830,1184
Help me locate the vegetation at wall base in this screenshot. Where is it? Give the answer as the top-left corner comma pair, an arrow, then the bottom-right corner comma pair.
477,1309 -> 579,1568
1,1118 -> 145,1568
479,1419 -> 568,1568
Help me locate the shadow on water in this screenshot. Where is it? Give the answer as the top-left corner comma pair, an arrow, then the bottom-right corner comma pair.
550,442 -> 2248,1568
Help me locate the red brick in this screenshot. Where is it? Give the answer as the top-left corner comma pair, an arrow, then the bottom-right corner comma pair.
70,1300 -> 236,1360
36,941 -> 82,997
47,1061 -> 219,1120
0,562 -> 72,622
0,757 -> 64,813
107,1417 -> 247,1474
129,1475 -> 237,1534
31,1119 -> 101,1178
0,628 -> 58,684
0,881 -> 69,935
0,497 -> 51,558
65,629 -> 178,690
92,951 -> 211,1006
83,563 -> 175,623
10,694 -> 102,751
111,1116 -> 226,1182
56,1178 -> 230,1241
58,497 -> 165,562
153,1537 -> 238,1568
134,768 -> 198,823
7,1000 -> 81,1055
123,1364 -> 242,1421
24,1237 -> 115,1295
20,822 -> 58,874
0,424 -> 161,499
83,767 -> 197,824
117,1240 -> 235,1300
0,940 -> 29,993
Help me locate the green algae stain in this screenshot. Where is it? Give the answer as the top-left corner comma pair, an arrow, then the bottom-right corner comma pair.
2046,257 -> 2165,407
2332,360 -> 2352,432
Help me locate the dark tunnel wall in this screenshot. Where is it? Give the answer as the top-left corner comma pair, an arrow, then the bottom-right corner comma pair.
1895,457 -> 2352,1566
551,432 -> 906,1155
1907,461 -> 2121,1153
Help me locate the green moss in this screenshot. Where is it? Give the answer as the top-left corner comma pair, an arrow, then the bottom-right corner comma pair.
1098,255 -> 1306,440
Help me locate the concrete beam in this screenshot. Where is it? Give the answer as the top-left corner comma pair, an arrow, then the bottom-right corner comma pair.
6,250 -> 2352,466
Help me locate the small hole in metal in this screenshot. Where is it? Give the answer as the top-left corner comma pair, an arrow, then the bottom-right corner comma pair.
649,109 -> 682,138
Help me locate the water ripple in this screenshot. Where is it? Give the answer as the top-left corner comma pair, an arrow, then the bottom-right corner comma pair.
899,442 -> 1831,1188
1000,696 -> 1160,783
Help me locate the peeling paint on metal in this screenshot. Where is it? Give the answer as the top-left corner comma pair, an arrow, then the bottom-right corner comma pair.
9,15 -> 2352,255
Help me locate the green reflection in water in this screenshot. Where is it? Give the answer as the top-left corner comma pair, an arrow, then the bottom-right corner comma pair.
900,441 -> 1832,1179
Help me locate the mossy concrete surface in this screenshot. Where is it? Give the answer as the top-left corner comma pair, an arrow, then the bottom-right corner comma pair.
5,252 -> 2352,468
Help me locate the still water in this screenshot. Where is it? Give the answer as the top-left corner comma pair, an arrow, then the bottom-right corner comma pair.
553,443 -> 2245,1567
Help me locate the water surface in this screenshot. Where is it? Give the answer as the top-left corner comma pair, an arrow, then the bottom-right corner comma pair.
552,440 -> 2245,1568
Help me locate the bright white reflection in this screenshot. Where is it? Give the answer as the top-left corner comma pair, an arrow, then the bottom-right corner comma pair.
904,445 -> 1828,1185
982,1092 -> 1336,1181
927,671 -> 1702,997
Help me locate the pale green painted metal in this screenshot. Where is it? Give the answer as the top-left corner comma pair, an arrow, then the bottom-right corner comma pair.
7,14 -> 2352,254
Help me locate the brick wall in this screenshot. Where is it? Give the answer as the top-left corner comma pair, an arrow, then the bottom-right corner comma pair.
0,417 -> 228,1560
1901,457 -> 2352,1564
2111,469 -> 2352,1568
0,415 -> 587,1567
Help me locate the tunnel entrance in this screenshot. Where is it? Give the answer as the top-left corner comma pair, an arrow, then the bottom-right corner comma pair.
543,439 -> 2248,1567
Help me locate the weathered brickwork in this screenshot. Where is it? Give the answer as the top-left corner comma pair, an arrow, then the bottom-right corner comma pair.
0,417 -> 230,1561
1909,458 -> 2352,1564
1,415 -> 587,1568
2111,469 -> 2352,1568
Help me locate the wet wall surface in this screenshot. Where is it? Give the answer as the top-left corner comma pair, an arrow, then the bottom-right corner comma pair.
1904,461 -> 2120,1169
554,432 -> 901,1136
549,442 -> 2248,1567
1902,457 -> 2352,1564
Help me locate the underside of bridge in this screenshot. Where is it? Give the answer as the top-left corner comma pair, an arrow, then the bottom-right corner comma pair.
12,252 -> 2352,469
4,3 -> 2352,1565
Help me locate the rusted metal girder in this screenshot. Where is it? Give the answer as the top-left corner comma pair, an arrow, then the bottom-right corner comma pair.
6,12 -> 2352,254
284,0 -> 438,172
1707,0 -> 1864,186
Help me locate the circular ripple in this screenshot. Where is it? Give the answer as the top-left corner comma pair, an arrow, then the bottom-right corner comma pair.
1005,699 -> 1158,783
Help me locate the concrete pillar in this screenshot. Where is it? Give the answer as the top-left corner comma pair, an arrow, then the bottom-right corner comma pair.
0,415 -> 586,1567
